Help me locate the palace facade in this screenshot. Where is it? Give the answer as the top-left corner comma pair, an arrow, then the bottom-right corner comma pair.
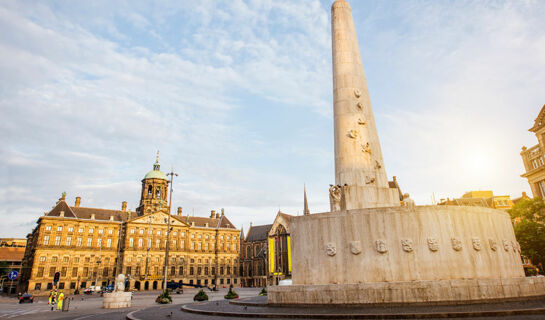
18,157 -> 240,295
521,105 -> 545,198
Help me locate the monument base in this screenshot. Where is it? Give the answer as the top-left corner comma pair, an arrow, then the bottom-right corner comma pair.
268,277 -> 545,305
103,291 -> 132,309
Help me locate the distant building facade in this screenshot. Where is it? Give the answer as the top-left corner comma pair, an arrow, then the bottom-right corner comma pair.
240,211 -> 294,287
19,157 -> 240,295
0,238 -> 26,294
438,190 -> 513,210
521,105 -> 545,198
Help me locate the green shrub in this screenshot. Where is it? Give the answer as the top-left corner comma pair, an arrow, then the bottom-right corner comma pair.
156,290 -> 172,304
193,289 -> 209,301
258,287 -> 267,296
224,284 -> 239,299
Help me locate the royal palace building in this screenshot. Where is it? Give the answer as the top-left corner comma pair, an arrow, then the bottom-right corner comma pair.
18,157 -> 241,295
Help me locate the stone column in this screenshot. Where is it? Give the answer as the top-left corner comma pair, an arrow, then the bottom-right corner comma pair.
331,0 -> 399,210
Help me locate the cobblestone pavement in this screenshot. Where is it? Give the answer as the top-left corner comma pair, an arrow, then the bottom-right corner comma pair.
0,287 -> 260,320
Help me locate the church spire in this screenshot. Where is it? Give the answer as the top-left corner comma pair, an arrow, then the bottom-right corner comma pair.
304,185 -> 310,215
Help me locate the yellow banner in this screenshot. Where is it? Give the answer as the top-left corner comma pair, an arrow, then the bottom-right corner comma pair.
287,235 -> 292,272
268,237 -> 275,273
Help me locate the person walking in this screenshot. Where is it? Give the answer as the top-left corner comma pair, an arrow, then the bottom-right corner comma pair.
57,291 -> 64,310
48,291 -> 53,306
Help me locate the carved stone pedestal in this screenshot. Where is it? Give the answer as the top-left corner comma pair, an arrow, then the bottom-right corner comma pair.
103,291 -> 132,309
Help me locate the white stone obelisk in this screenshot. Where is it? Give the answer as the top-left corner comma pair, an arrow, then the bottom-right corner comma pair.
330,0 -> 400,210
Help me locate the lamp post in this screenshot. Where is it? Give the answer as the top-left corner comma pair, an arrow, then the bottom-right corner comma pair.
163,169 -> 178,292
144,215 -> 152,281
95,231 -> 103,289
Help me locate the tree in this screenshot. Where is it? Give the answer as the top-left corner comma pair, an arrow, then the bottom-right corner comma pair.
508,197 -> 545,271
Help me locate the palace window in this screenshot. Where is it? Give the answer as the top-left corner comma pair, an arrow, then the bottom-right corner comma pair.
156,187 -> 161,197
172,240 -> 176,248
43,235 -> 50,245
191,234 -> 195,239
147,239 -> 151,248
109,229 -> 113,235
198,242 -> 202,250
190,267 -> 194,275
97,238 -> 102,247
126,266 -> 131,275
61,267 -> 67,276
232,243 -> 236,250
83,267 -> 89,277
212,243 -> 215,250
107,239 -> 112,248
191,242 -> 195,250
139,229 -> 144,235
198,234 -> 202,239
205,243 -> 209,251
76,237 -> 82,247
227,267 -> 231,275
138,238 -> 143,247
68,227 -> 73,232
157,230 -> 161,235
74,257 -> 80,263
171,266 -> 175,275
45,225 -> 51,231
36,267 -> 44,277
49,267 -> 56,276
156,239 -> 160,248
103,268 -> 109,277
40,256 -> 46,262
57,226 -> 63,232
130,229 -> 135,234
205,234 -> 209,239
85,257 -> 90,263
181,232 -> 185,237
220,267 -> 224,275
173,231 -> 177,236
87,238 -> 92,246
180,240 -> 184,248
72,267 -> 78,276
211,267 -> 215,275
63,256 -> 69,263
179,266 -> 184,275
55,236 -> 61,246
66,237 -> 72,246
78,228 -> 83,233
204,267 -> 208,275
98,229 -> 103,234
129,238 -> 134,247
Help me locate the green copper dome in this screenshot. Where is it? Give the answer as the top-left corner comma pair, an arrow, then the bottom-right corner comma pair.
143,152 -> 167,180
144,169 -> 167,180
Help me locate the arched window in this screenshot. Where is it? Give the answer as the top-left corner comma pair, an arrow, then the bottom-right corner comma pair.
156,187 -> 161,197
147,185 -> 152,196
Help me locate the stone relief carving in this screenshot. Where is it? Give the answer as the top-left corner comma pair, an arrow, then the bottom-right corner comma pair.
472,238 -> 482,251
365,176 -> 376,184
354,89 -> 361,98
350,241 -> 362,255
329,185 -> 342,212
514,241 -> 521,253
348,129 -> 358,139
375,240 -> 388,253
375,160 -> 382,169
358,118 -> 366,125
401,239 -> 413,252
427,237 -> 439,252
489,239 -> 498,251
357,102 -> 363,109
361,142 -> 371,153
326,243 -> 337,256
503,239 -> 511,252
451,237 -> 463,251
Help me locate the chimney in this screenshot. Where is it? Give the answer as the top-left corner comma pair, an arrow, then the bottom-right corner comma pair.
110,215 -> 114,221
75,197 -> 81,207
191,222 -> 195,227
210,210 -> 216,219
60,211 -> 65,217
122,201 -> 127,211
177,207 -> 182,216
91,213 -> 95,220
205,223 -> 209,228
215,213 -> 219,219
221,208 -> 225,216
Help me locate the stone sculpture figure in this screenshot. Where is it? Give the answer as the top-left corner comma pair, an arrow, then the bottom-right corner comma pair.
402,194 -> 415,209
375,240 -> 388,253
115,274 -> 125,292
489,239 -> 498,251
348,130 -> 358,139
401,239 -> 413,252
329,185 -> 342,211
427,238 -> 439,252
349,241 -> 362,255
503,239 -> 512,252
326,243 -> 337,256
451,238 -> 463,251
472,238 -> 482,251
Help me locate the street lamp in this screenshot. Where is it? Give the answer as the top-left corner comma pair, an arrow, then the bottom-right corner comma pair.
95,231 -> 104,289
163,169 -> 178,292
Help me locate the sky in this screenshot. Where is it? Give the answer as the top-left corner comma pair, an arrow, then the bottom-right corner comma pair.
1,0 -> 544,238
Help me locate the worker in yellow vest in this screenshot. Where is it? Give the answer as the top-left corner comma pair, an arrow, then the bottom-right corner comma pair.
48,291 -> 53,305
57,292 -> 64,310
